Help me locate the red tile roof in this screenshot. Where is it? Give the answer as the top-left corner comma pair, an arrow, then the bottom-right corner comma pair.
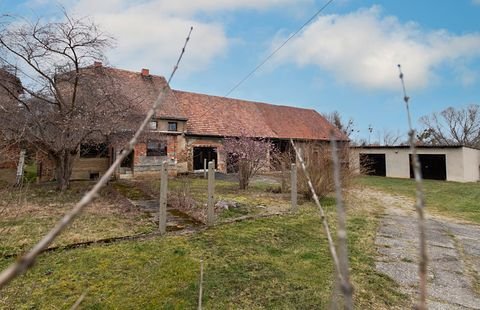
173,90 -> 348,141
83,66 -> 346,141
82,66 -> 187,120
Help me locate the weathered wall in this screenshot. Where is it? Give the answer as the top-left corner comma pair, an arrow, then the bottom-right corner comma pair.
462,147 -> 480,182
133,135 -> 179,176
154,119 -> 186,133
184,136 -> 226,173
0,144 -> 19,169
36,150 -> 111,181
71,157 -> 110,180
0,144 -> 17,183
352,147 -> 477,182
176,134 -> 188,173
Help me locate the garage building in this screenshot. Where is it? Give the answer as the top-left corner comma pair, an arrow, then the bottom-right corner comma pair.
352,145 -> 480,183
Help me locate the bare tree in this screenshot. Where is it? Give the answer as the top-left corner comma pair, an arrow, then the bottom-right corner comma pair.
419,104 -> 480,147
0,12 -> 138,190
0,25 -> 194,290
325,111 -> 355,139
223,134 -> 274,190
380,129 -> 402,146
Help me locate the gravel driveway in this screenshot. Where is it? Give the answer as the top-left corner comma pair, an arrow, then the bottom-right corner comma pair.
364,188 -> 480,309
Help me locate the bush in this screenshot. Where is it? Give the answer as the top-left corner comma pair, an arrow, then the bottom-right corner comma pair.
272,151 -> 295,193
168,177 -> 204,223
297,142 -> 353,199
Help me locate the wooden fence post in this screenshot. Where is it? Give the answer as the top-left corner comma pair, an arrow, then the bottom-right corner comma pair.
198,260 -> 204,310
207,161 -> 215,226
203,158 -> 207,178
15,149 -> 26,186
291,163 -> 297,212
159,161 -> 168,234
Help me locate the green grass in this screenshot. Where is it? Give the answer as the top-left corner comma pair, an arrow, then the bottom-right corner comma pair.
357,176 -> 480,223
0,176 -> 409,308
23,163 -> 37,183
112,181 -> 153,200
0,182 -> 155,255
145,176 -> 292,213
0,198 -> 407,309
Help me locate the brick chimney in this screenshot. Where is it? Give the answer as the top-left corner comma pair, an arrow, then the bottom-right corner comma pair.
93,61 -> 102,67
141,68 -> 150,76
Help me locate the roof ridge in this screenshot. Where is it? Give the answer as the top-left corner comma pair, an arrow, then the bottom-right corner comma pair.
84,65 -> 167,81
172,89 -> 317,112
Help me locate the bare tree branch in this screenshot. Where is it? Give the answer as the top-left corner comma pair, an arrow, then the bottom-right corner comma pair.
0,12 -> 121,190
419,104 -> 480,147
224,133 -> 273,190
398,64 -> 428,310
70,290 -> 87,310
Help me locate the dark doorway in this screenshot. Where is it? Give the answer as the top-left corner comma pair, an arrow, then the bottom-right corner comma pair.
120,150 -> 134,168
193,147 -> 217,170
270,139 -> 295,170
359,153 -> 386,176
409,154 -> 446,180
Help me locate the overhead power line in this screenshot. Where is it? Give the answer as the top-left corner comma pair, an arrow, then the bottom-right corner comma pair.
224,0 -> 336,97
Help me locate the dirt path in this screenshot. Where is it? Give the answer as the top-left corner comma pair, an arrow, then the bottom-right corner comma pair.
357,188 -> 480,309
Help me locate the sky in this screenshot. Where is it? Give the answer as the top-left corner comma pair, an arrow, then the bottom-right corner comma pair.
1,0 -> 480,143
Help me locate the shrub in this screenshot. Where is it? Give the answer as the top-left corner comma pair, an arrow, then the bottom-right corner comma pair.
297,142 -> 354,199
168,177 -> 204,223
224,135 -> 274,190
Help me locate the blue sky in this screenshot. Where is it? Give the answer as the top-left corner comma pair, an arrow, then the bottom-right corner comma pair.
1,0 -> 480,142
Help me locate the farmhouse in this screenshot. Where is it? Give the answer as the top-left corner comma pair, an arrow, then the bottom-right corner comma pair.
33,64 -> 347,181
352,145 -> 480,182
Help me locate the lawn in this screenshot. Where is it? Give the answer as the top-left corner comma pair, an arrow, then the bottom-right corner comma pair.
357,176 -> 480,224
132,174 -> 294,222
0,181 -> 155,256
0,176 -> 407,309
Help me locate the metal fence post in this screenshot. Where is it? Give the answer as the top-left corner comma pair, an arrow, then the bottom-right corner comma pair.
159,161 -> 168,234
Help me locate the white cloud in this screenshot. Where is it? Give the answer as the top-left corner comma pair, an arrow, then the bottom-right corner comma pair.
58,0 -> 309,76
272,6 -> 480,90
472,0 -> 480,5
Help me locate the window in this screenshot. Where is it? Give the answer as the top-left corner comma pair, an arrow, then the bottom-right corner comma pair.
149,121 -> 158,130
80,143 -> 108,158
147,140 -> 167,156
168,122 -> 178,131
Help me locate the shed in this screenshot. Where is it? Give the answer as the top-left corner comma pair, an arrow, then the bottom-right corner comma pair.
352,145 -> 480,182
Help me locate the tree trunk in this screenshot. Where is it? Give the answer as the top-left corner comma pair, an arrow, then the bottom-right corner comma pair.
238,161 -> 249,190
53,150 -> 75,191
239,177 -> 248,190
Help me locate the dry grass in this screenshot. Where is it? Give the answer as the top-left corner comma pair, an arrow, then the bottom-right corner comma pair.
0,182 -> 155,256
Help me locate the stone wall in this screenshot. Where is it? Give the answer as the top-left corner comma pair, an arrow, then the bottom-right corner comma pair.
184,136 -> 226,173
133,135 -> 179,176
36,150 -> 111,182
0,144 -> 19,169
